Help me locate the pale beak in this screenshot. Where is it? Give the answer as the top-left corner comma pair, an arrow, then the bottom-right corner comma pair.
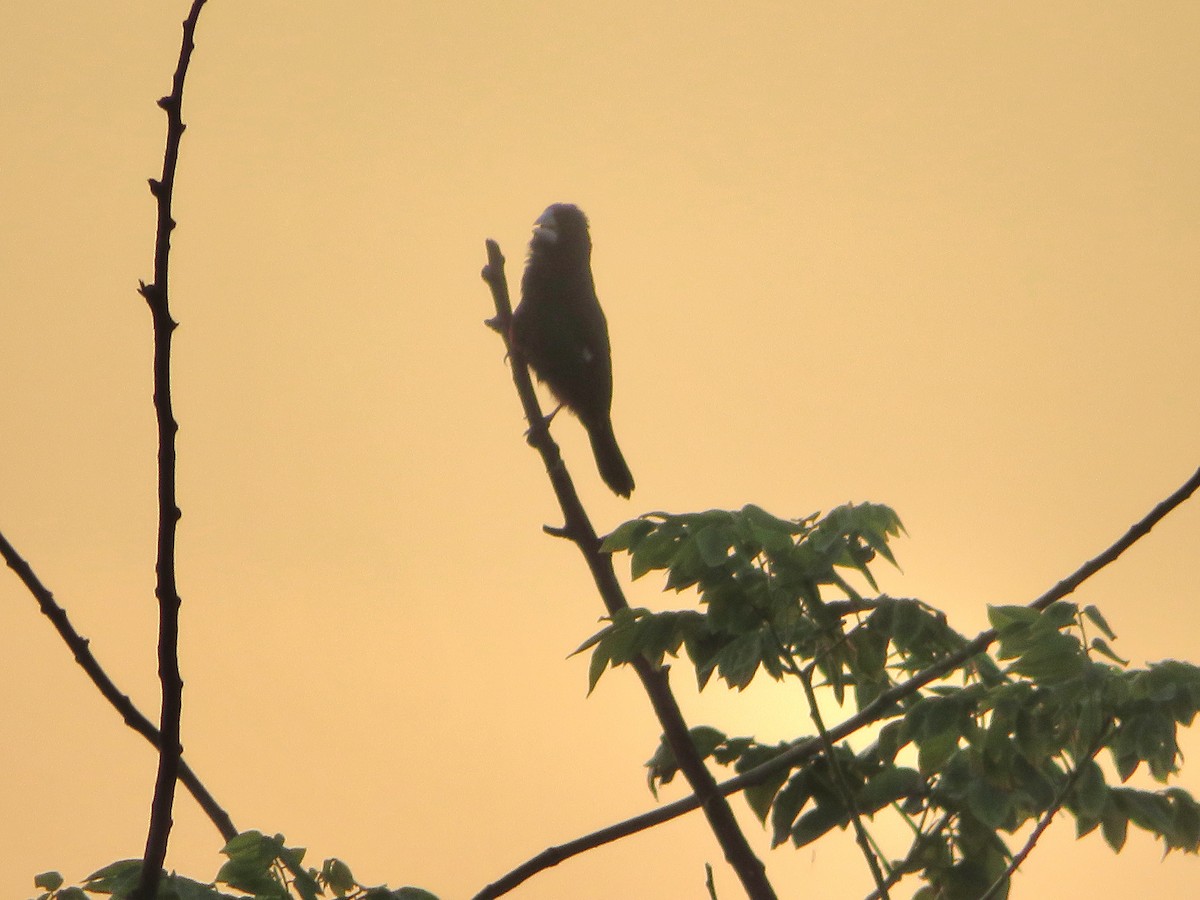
531,209 -> 559,244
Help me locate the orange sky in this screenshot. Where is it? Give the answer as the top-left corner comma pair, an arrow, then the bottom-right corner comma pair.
2,3 -> 1199,898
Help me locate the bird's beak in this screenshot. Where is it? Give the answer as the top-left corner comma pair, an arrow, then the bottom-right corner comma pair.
531,209 -> 559,245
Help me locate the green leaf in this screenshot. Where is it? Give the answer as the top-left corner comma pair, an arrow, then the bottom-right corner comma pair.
216,831 -> 288,896
323,859 -> 356,897
715,631 -> 764,691
1090,638 -> 1129,666
918,732 -> 959,775
770,773 -> 812,847
1007,632 -> 1084,682
791,800 -> 847,847
1041,600 -> 1079,629
968,778 -> 1012,829
630,528 -> 682,579
1082,604 -> 1117,640
1101,798 -> 1129,851
693,523 -> 735,567
57,889 -> 90,900
1164,788 -> 1200,851
689,725 -> 728,760
83,860 -> 144,896
744,766 -> 789,826
857,766 -> 924,814
602,517 -> 655,552
1072,759 -> 1108,819
987,604 -> 1042,631
393,889 -> 442,900
34,873 -> 63,892
587,639 -> 610,693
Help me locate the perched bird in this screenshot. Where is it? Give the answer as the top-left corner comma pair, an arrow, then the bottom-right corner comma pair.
511,203 -> 635,497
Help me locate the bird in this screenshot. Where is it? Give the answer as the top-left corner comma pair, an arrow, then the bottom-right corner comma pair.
510,203 -> 635,497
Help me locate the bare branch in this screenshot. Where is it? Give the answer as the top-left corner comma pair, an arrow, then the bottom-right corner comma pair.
134,2 -> 209,896
0,529 -> 236,840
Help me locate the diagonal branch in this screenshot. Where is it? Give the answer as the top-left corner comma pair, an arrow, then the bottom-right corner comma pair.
0,528 -> 236,841
473,464 -> 1200,895
133,1 -> 209,896
481,239 -> 777,900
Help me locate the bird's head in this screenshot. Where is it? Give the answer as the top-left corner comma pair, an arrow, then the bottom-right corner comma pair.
529,203 -> 592,259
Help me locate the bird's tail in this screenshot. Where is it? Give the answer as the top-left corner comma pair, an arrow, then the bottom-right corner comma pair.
584,415 -> 635,498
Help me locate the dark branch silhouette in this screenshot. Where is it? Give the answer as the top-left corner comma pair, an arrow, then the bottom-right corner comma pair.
481,239 -> 777,900
0,529 -> 236,841
132,2 -> 209,896
474,464 -> 1200,895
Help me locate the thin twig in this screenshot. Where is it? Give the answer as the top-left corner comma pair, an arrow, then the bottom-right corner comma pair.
0,528 -> 236,840
473,466 -> 1200,894
480,240 -> 777,900
133,2 -> 209,896
977,726 -> 1114,900
862,812 -> 954,900
798,665 -> 889,898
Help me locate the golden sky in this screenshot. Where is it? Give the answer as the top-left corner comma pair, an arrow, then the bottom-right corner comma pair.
2,2 -> 1199,898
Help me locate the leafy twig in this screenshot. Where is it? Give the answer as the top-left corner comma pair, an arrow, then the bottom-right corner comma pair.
862,811 -> 954,900
133,2 -> 209,896
481,240 -> 777,900
472,466 -> 1200,893
729,464 -> 1200,792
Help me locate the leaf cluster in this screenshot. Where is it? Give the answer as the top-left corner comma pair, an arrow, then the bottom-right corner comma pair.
586,503 -> 1200,898
30,832 -> 438,900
